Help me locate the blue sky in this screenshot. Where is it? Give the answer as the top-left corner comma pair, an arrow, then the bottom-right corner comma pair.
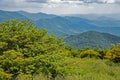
0,0 -> 120,15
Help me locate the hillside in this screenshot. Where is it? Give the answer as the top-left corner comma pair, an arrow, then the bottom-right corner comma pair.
35,16 -> 72,36
17,11 -> 57,21
0,10 -> 27,22
64,31 -> 120,49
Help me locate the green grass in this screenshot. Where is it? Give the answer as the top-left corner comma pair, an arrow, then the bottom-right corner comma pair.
62,58 -> 120,80
15,58 -> 120,80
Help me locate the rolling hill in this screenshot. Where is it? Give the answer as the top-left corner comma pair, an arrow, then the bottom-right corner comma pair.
64,31 -> 120,49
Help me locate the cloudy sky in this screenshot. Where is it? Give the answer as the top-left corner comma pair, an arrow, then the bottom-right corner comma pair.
0,0 -> 120,15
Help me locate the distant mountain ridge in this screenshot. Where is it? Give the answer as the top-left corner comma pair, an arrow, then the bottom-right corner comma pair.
0,10 -> 120,37
17,11 -> 57,21
64,14 -> 120,20
64,31 -> 120,49
0,10 -> 27,22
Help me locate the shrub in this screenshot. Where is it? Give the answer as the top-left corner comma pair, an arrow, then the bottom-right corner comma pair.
0,20 -> 65,79
105,43 -> 120,63
80,49 -> 100,58
0,68 -> 13,80
95,49 -> 107,59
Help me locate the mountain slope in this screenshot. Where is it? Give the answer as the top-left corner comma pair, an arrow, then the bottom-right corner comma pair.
35,16 -> 76,36
0,10 -> 27,22
18,11 -> 57,21
35,16 -> 99,36
91,16 -> 120,28
0,10 -> 120,37
64,31 -> 120,49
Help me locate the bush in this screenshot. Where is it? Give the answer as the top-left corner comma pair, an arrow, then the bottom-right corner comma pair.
0,20 -> 65,79
95,49 -> 107,59
105,43 -> 120,63
80,49 -> 100,58
0,68 -> 13,80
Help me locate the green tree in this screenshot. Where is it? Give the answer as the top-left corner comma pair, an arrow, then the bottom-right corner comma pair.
0,19 -> 65,79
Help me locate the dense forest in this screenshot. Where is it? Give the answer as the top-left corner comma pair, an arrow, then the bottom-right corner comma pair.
0,20 -> 120,80
64,31 -> 120,49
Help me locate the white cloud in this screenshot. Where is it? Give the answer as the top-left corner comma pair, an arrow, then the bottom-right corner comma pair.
26,0 -> 48,3
25,0 -> 117,4
39,3 -> 120,14
0,0 -> 120,15
46,0 -> 117,4
100,0 -> 115,3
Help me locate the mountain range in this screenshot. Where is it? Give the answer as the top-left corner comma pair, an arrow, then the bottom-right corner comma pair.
0,10 -> 120,48
0,10 -> 120,37
64,31 -> 120,49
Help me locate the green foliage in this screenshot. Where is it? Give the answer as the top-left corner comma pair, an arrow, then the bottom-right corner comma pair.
0,19 -> 65,79
105,43 -> 120,63
95,48 -> 107,59
15,73 -> 32,80
0,19 -> 120,80
0,68 -> 13,80
80,49 -> 100,58
65,46 -> 79,57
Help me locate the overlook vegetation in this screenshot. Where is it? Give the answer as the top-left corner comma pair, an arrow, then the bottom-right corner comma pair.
0,20 -> 120,80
